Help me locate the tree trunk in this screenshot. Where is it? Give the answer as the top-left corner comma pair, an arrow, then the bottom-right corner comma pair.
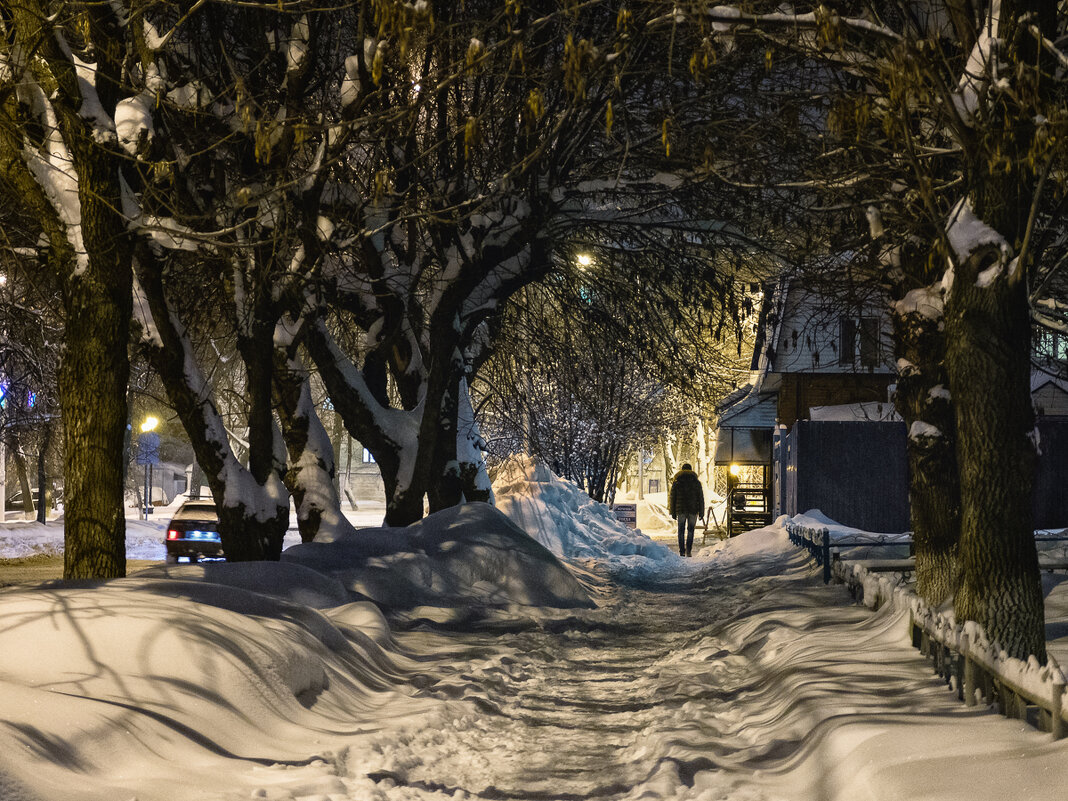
275,348 -> 349,543
12,448 -> 34,521
891,289 -> 961,605
944,0 -> 1052,659
303,320 -> 423,527
947,245 -> 1045,661
59,157 -> 131,580
456,378 -> 492,503
0,0 -> 131,580
36,421 -> 53,524
427,379 -> 462,514
133,251 -> 288,561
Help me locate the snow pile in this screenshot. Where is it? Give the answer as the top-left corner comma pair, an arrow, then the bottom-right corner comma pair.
284,502 -> 594,610
0,518 -> 167,560
789,508 -> 911,543
695,515 -> 809,573
0,562 -> 430,801
492,455 -> 674,561
132,559 -> 353,608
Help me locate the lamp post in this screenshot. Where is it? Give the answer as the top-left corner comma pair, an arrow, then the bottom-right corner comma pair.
139,417 -> 160,520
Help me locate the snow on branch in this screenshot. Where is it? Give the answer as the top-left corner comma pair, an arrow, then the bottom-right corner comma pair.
15,78 -> 87,275
894,284 -> 943,321
952,9 -> 1005,127
1025,22 -> 1068,71
945,199 -> 1015,288
701,5 -> 900,43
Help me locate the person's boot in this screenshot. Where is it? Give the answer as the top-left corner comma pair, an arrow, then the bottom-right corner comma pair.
686,547 -> 692,557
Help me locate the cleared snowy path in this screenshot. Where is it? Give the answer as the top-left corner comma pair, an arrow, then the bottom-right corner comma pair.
311,549 -> 1014,801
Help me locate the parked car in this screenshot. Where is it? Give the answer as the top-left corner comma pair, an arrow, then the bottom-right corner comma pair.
165,499 -> 223,563
5,488 -> 60,512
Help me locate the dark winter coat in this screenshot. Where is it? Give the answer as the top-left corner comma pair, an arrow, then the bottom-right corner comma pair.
669,469 -> 704,517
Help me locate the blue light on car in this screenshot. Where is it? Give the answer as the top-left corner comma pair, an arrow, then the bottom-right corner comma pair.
187,530 -> 221,541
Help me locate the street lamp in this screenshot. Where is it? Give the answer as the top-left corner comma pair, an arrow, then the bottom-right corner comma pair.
138,417 -> 160,519
576,253 -> 592,267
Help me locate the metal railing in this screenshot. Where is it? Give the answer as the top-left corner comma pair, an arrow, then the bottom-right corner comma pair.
835,558 -> 1068,740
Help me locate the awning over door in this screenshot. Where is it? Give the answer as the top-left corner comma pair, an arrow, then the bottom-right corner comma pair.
714,427 -> 772,465
714,388 -> 776,465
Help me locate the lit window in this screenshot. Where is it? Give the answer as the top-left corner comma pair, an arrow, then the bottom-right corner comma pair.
363,448 -> 375,463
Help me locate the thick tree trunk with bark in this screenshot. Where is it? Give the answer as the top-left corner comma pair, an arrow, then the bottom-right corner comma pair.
0,1 -> 132,578
457,380 -> 492,504
947,245 -> 1045,661
59,153 -> 131,579
891,291 -> 961,605
426,379 -> 461,514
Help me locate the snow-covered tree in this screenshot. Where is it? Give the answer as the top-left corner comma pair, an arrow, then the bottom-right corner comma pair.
0,0 -> 136,576
0,246 -> 63,523
299,0 -> 735,525
694,1 -> 1066,659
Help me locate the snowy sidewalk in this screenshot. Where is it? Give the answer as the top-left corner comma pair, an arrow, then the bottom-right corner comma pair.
318,546 -> 1068,801
3,459 -> 1068,801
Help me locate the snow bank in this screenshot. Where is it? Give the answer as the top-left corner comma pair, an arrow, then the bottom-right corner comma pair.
789,508 -> 910,543
0,518 -> 166,560
284,502 -> 594,610
0,567 -> 428,801
695,515 -> 805,569
131,559 -> 352,609
492,455 -> 674,562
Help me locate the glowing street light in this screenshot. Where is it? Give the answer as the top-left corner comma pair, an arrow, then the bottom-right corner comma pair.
576,253 -> 592,267
138,416 -> 161,518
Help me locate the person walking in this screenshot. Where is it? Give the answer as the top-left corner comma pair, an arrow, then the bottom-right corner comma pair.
669,463 -> 704,557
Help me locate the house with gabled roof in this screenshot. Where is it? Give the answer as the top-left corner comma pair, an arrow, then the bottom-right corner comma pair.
717,274 -> 1068,535
714,275 -> 908,534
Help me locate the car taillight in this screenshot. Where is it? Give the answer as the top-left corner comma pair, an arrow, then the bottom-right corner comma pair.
167,529 -> 180,540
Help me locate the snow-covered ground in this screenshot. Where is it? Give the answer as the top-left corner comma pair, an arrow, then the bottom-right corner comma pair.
0,496 -> 389,561
1,459 -> 1067,800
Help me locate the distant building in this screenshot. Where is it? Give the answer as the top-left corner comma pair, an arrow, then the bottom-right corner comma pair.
717,275 -> 1068,534
715,275 -> 905,534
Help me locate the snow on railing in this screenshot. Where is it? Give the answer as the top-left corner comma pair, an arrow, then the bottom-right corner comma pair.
835,559 -> 1068,741
786,519 -> 910,584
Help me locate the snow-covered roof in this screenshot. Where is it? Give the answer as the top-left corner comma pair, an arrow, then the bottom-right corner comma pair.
1031,371 -> 1068,395
808,402 -> 901,422
715,383 -> 754,414
715,387 -> 777,430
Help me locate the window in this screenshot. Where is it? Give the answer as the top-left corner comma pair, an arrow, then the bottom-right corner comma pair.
1035,330 -> 1068,364
859,317 -> 881,367
362,448 -> 375,464
839,316 -> 881,368
838,318 -> 856,365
